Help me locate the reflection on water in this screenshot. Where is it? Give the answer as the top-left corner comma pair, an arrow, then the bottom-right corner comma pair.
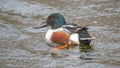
0,0 -> 120,68
79,44 -> 93,52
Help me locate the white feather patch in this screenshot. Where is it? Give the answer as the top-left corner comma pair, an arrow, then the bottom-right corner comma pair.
69,33 -> 80,44
45,29 -> 53,42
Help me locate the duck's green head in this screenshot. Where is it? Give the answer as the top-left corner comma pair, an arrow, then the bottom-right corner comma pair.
34,13 -> 66,29
46,13 -> 66,29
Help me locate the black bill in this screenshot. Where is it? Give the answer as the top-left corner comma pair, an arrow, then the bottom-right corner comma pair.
33,22 -> 48,29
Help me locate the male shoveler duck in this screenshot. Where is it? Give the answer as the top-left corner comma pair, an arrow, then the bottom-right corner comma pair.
34,13 -> 95,50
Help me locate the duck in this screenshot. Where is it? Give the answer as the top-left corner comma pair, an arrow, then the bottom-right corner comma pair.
34,13 -> 95,50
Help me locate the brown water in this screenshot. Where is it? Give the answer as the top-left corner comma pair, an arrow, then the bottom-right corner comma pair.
0,0 -> 120,68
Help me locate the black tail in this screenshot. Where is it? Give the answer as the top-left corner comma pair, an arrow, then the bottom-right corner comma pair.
76,28 -> 91,45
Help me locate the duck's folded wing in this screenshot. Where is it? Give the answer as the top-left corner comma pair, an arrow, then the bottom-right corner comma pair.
63,24 -> 93,45
62,24 -> 87,34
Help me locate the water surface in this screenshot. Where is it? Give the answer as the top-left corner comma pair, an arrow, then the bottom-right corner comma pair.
0,0 -> 120,68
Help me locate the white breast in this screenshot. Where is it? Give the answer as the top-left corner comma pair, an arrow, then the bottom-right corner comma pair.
45,29 -> 53,42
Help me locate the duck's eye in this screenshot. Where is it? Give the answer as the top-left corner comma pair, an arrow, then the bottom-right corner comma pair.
50,18 -> 54,20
